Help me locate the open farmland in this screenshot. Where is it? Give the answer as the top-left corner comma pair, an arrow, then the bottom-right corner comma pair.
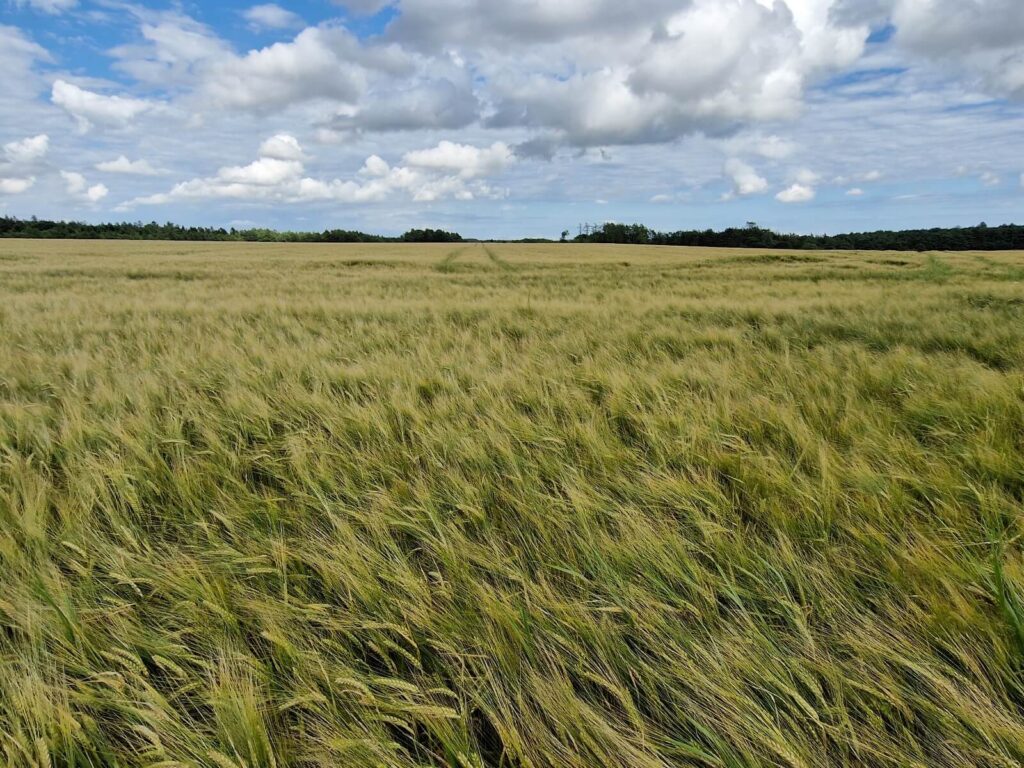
2,240 -> 1024,767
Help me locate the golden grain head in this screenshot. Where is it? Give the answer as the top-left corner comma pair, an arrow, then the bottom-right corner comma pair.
1,240 -> 1023,767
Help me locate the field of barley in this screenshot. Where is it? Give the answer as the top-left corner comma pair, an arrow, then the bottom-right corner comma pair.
1,239 -> 1023,767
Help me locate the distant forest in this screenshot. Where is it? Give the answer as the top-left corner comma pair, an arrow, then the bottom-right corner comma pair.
2,215 -> 1023,250
0,217 -> 463,244
570,221 -> 1024,251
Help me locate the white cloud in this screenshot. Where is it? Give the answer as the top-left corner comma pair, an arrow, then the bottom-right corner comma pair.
0,26 -> 51,104
776,183 -> 816,203
258,134 -> 306,161
199,27 -> 369,113
980,171 -> 1001,186
125,135 -> 511,208
62,170 -> 109,203
51,80 -> 155,130
61,170 -> 87,195
219,157 -> 305,185
402,141 -> 513,179
0,24 -> 50,61
96,155 -> 163,175
86,183 -> 110,203
326,76 -> 479,134
0,177 -> 35,194
243,4 -> 304,31
825,1 -> 1024,100
110,15 -> 231,87
3,134 -> 49,164
793,168 -> 820,185
476,0 -> 871,147
890,0 -> 1024,99
724,158 -> 768,196
846,187 -> 864,196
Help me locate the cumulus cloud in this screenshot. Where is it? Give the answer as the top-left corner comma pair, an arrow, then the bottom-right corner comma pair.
388,0 -> 684,49
219,157 -> 305,185
199,27 -> 370,113
326,76 -> 479,134
125,135 -> 511,208
724,158 -> 768,196
465,0 -> 870,147
61,171 -> 87,195
776,183 -> 816,203
402,141 -> 512,179
3,134 -> 49,164
0,24 -> 49,60
980,171 -> 1001,186
111,14 -> 416,118
258,134 -> 306,161
110,14 -> 231,87
891,0 -> 1024,98
95,0 -> 1024,158
88,184 -> 110,203
61,170 -> 109,203
846,187 -> 864,196
95,156 -> 163,175
0,177 -> 35,194
243,4 -> 304,31
834,0 -> 1024,100
793,168 -> 821,186
51,80 -> 156,130
0,25 -> 51,101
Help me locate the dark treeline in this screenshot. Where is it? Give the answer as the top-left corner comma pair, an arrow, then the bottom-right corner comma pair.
0,217 -> 462,244
399,228 -> 464,243
3,215 -> 1023,250
572,221 -> 1024,251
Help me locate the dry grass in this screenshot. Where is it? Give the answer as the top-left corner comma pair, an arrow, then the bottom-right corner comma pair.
1,239 -> 1024,767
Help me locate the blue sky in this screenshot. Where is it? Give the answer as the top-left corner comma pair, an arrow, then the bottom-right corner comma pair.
0,0 -> 1022,238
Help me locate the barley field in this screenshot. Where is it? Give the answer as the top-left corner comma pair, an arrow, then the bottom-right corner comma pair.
1,239 -> 1024,767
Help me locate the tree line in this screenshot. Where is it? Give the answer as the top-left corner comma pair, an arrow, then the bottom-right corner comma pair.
2,215 -> 1023,250
570,221 -> 1024,251
0,217 -> 462,244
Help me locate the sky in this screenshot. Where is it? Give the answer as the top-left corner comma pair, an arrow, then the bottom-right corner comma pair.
0,0 -> 1022,239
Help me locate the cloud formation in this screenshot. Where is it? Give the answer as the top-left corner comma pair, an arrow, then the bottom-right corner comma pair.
126,135 -> 511,208
724,158 -> 768,197
95,156 -> 164,176
3,134 -> 49,164
891,0 -> 1024,98
0,177 -> 35,194
199,27 -> 371,113
776,183 -> 816,203
1,1 -> 1022,233
61,171 -> 109,202
51,80 -> 156,131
